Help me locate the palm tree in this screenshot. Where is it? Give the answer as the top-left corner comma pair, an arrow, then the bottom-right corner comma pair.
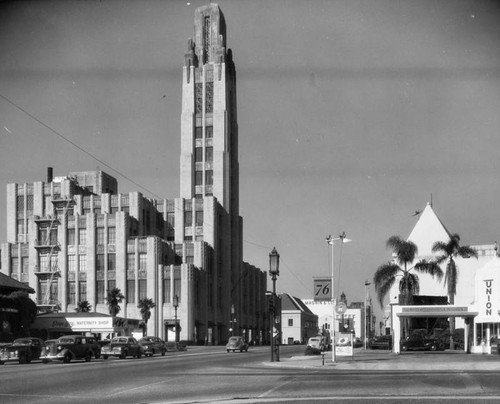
431,233 -> 478,349
106,288 -> 125,317
75,300 -> 92,313
374,236 -> 443,336
137,298 -> 156,336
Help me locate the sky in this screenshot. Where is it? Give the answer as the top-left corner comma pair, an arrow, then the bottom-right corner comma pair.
1,0 -> 499,322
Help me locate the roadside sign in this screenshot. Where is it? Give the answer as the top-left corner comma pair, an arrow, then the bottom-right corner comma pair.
313,278 -> 332,301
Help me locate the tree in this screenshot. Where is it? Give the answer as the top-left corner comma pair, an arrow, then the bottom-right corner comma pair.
431,233 -> 478,349
106,288 -> 125,317
75,300 -> 92,313
137,298 -> 156,336
374,236 -> 443,336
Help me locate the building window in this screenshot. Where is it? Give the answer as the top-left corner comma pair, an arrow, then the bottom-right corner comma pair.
195,83 -> 203,114
127,280 -> 135,303
206,82 -> 213,113
67,228 -> 75,245
205,126 -> 213,138
195,147 -> 203,162
138,280 -> 147,301
96,227 -> 105,245
108,280 -> 116,293
96,280 -> 105,304
68,255 -> 76,272
205,146 -> 213,162
167,212 -> 175,227
68,282 -> 76,304
174,269 -> 181,302
108,254 -> 116,272
21,257 -> 28,274
195,211 -> 204,226
163,277 -> 171,302
78,255 -> 87,272
78,228 -> 86,245
79,281 -> 87,302
17,219 -> 24,236
127,253 -> 135,271
205,170 -> 213,185
195,171 -> 203,186
184,211 -> 193,227
108,227 -> 116,244
195,126 -> 203,139
139,254 -> 147,271
288,319 -> 293,327
11,257 -> 19,273
96,254 -> 105,272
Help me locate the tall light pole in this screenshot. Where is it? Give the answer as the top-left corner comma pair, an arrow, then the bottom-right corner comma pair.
173,294 -> 179,343
269,247 -> 280,362
326,232 -> 351,363
364,281 -> 371,349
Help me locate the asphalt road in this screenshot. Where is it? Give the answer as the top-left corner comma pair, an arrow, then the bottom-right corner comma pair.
1,345 -> 500,403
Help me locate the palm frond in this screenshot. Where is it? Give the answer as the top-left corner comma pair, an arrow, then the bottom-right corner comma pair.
373,262 -> 400,307
414,259 -> 444,281
458,245 -> 478,259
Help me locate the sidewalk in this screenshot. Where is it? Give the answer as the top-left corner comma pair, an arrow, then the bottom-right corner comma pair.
264,348 -> 500,371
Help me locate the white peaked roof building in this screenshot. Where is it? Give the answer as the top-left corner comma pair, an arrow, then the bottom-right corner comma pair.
388,203 -> 500,353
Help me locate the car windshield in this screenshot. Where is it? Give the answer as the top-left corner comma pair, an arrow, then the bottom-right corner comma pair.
113,337 -> 128,343
228,337 -> 241,342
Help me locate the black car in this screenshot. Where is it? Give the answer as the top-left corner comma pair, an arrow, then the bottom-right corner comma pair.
400,335 -> 443,352
139,336 -> 166,357
0,337 -> 46,364
369,335 -> 393,350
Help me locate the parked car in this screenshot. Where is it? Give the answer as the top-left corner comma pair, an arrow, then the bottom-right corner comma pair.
139,336 -> 166,357
305,335 -> 326,354
86,336 -> 102,359
369,335 -> 393,350
226,336 -> 248,353
101,336 -> 143,359
42,335 -> 98,363
0,337 -> 46,365
353,337 -> 363,348
178,340 -> 188,351
400,335 -> 443,352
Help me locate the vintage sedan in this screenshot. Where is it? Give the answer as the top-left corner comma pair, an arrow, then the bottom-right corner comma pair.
41,335 -> 98,363
400,335 -> 443,352
0,337 -> 46,364
138,336 -> 166,357
226,336 -> 248,353
101,336 -> 143,359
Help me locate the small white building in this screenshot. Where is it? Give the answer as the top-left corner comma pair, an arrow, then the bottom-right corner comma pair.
387,203 -> 500,354
280,294 -> 318,345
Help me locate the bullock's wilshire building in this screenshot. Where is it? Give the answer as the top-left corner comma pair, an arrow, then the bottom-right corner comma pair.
387,203 -> 500,354
0,3 -> 269,345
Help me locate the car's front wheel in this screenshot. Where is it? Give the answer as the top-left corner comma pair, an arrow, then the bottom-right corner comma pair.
103,355 -> 108,360
430,344 -> 437,351
401,345 -> 408,352
120,351 -> 127,359
63,353 -> 71,363
136,351 -> 142,359
85,351 -> 92,362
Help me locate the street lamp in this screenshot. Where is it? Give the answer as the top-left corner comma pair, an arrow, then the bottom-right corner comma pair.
326,232 -> 351,363
364,281 -> 371,350
269,247 -> 280,362
173,294 -> 179,343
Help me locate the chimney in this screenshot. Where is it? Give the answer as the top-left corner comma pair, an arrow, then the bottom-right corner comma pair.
47,167 -> 53,183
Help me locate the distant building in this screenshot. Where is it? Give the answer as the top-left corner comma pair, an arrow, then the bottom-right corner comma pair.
303,293 -> 368,340
0,3 -> 268,345
280,294 -> 318,344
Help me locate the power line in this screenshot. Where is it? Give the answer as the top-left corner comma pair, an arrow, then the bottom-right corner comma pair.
0,92 -> 164,200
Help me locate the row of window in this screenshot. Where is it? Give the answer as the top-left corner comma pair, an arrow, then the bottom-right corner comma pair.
39,279 -> 181,305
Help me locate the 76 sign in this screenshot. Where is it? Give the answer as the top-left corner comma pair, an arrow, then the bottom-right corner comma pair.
314,278 -> 332,301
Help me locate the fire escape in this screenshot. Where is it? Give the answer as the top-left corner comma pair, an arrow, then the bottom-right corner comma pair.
34,198 -> 73,312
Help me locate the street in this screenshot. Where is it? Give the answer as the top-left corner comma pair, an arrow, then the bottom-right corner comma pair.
1,345 -> 500,403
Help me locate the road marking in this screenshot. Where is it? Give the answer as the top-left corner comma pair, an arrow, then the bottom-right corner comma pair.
258,377 -> 297,398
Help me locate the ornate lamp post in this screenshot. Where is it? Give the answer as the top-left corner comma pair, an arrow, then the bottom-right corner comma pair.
173,294 -> 179,343
269,247 -> 280,362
